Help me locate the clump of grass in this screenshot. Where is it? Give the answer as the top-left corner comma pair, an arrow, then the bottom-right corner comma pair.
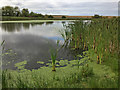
50,48 -> 57,71
81,64 -> 94,78
87,75 -> 118,88
50,40 -> 60,71
1,40 -> 5,46
2,70 -> 7,88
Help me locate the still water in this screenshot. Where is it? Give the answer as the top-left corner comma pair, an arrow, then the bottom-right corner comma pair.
0,21 -> 76,70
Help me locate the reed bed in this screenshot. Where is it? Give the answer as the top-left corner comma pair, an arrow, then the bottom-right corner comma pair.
62,18 -> 118,71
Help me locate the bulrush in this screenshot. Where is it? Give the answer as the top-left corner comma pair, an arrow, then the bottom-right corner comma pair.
61,18 -> 118,65
97,55 -> 99,64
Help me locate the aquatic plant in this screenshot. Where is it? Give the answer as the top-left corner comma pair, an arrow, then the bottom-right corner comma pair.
62,18 -> 118,69
60,18 -> 118,76
50,40 -> 60,71
50,48 -> 57,71
1,18 -> 118,88
1,40 -> 5,46
2,58 -> 118,88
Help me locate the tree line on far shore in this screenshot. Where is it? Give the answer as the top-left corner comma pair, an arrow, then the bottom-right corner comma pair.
1,6 -> 117,19
1,6 -> 67,19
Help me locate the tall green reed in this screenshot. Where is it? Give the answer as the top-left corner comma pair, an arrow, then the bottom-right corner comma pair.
50,40 -> 60,71
61,18 -> 118,70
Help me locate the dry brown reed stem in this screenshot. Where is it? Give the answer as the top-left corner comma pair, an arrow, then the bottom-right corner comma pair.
97,55 -> 99,64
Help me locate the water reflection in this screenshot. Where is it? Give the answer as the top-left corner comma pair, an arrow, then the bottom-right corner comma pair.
1,23 -> 22,32
1,22 -> 52,32
45,21 -> 54,25
22,23 -> 30,30
2,34 -> 74,70
31,22 -> 45,27
62,21 -> 66,24
1,21 -> 76,70
0,21 -> 72,33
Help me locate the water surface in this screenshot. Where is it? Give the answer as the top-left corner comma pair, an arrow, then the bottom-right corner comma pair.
0,21 -> 75,70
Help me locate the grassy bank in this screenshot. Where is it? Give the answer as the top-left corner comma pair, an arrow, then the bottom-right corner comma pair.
2,51 -> 118,88
1,16 -> 91,21
0,20 -> 75,23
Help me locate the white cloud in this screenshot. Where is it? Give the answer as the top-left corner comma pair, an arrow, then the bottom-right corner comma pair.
0,0 -> 119,7
0,0 -> 119,16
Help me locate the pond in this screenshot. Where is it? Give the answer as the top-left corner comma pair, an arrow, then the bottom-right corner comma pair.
0,20 -> 79,70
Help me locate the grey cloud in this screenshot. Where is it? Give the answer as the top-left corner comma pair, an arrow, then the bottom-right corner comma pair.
1,1 -> 118,16
28,2 -> 118,15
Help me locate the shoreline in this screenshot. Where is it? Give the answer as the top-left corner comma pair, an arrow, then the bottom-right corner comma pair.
0,20 -> 76,23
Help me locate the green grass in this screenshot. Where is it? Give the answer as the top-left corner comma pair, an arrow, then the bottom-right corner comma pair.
1,20 -> 75,23
1,16 -> 91,21
61,18 -> 118,71
2,51 -> 118,88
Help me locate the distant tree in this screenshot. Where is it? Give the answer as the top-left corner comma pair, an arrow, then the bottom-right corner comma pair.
29,12 -> 38,17
44,14 -> 48,18
1,5 -> 53,18
1,7 -> 6,16
21,8 -> 29,17
93,14 -> 102,18
62,16 -> 66,19
2,6 -> 14,16
37,13 -> 44,18
29,12 -> 44,17
14,6 -> 21,16
48,15 -> 54,18
29,12 -> 34,17
113,16 -> 117,18
33,13 -> 39,17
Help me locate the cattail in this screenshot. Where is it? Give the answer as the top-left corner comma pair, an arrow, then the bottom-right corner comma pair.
101,54 -> 103,63
84,42 -> 86,50
105,48 -> 107,52
93,36 -> 96,50
97,55 -> 99,64
86,64 -> 88,67
80,33 -> 82,40
52,64 -> 56,71
109,41 -> 112,53
99,54 -> 102,64
107,24 -> 109,29
77,37 -> 80,49
99,58 -> 101,64
71,33 -> 75,43
95,47 -> 97,53
112,43 -> 115,53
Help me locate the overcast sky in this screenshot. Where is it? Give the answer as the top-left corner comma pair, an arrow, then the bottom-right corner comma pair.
0,0 -> 119,16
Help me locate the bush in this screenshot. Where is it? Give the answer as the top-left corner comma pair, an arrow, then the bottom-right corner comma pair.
93,14 -> 102,18
62,16 -> 66,19
81,64 -> 94,78
48,15 -> 54,18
